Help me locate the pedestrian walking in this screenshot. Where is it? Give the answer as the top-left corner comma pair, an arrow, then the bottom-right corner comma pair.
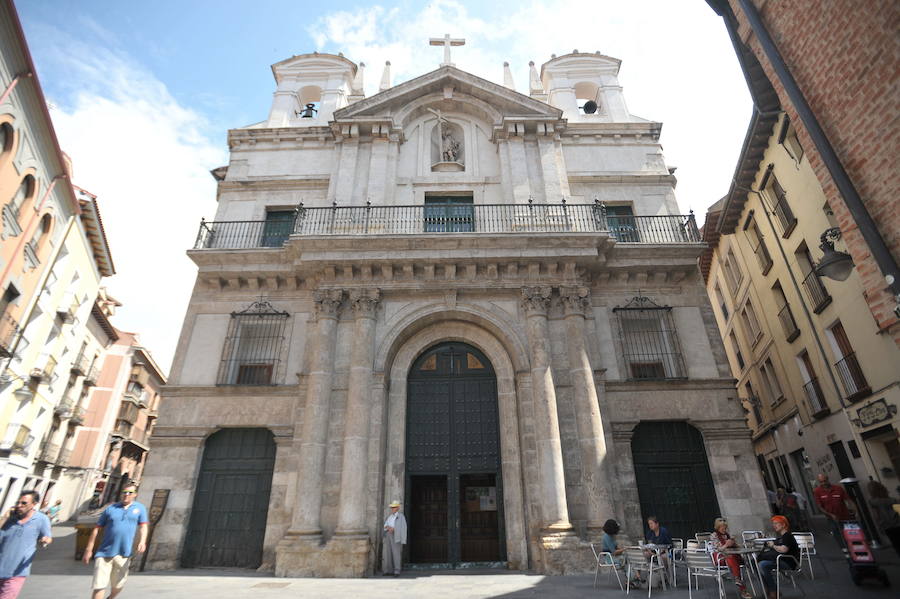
0,490 -> 52,599
382,500 -> 407,577
813,473 -> 856,553
82,484 -> 148,599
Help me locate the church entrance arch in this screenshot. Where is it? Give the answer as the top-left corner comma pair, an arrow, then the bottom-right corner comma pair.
631,421 -> 720,540
405,342 -> 506,566
182,428 -> 275,568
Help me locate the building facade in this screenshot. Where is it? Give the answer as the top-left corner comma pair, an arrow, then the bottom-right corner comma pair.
701,110 -> 900,520
704,0 -> 900,527
706,0 -> 900,344
142,46 -> 769,577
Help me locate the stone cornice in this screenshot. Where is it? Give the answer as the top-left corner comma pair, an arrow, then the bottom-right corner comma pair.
604,378 -> 737,392
566,174 -> 677,185
218,177 -> 330,192
162,385 -> 302,398
228,126 -> 334,148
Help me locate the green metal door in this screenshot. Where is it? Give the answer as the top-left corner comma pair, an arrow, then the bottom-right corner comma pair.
631,421 -> 720,540
182,428 -> 276,568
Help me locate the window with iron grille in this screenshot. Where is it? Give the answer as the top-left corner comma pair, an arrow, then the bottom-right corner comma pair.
217,299 -> 290,386
613,296 -> 686,380
763,167 -> 797,237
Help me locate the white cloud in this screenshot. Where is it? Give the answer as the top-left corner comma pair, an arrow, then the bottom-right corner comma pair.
308,0 -> 753,216
35,23 -> 226,373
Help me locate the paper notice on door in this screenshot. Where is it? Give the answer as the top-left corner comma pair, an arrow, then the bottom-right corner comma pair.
480,487 -> 497,511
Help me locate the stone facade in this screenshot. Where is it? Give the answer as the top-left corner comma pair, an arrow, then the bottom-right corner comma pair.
141,48 -> 769,577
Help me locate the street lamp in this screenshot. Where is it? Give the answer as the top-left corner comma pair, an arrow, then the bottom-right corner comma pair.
816,227 -> 855,281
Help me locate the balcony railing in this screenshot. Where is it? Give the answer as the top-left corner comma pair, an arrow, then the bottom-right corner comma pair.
1,423 -> 34,456
801,270 -> 832,313
802,377 -> 828,416
193,204 -> 701,249
752,240 -> 773,274
777,303 -> 800,342
39,442 -> 60,463
54,399 -> 74,418
70,405 -> 86,425
83,365 -> 99,386
834,352 -> 870,401
70,354 -> 89,376
57,448 -> 72,466
0,312 -> 19,358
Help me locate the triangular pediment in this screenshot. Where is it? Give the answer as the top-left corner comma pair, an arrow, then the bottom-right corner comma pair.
334,66 -> 562,124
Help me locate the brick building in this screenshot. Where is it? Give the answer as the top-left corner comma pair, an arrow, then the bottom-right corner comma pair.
706,0 -> 900,345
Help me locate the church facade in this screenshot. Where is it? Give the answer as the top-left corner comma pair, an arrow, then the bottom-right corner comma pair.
141,43 -> 769,577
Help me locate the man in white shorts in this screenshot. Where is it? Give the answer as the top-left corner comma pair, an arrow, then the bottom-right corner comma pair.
82,484 -> 148,598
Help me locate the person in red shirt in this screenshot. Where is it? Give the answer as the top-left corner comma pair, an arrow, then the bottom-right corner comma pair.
813,473 -> 857,552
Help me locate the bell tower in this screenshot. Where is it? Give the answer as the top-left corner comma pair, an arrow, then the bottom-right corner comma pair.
538,51 -> 635,123
266,52 -> 358,127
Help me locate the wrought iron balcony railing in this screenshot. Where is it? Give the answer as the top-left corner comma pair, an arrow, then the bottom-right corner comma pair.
801,270 -> 832,313
70,405 -> 86,425
57,448 -> 72,467
39,441 -> 60,463
0,312 -> 19,358
83,365 -> 99,386
834,352 -> 870,401
777,303 -> 800,342
193,204 -> 701,249
802,377 -> 828,415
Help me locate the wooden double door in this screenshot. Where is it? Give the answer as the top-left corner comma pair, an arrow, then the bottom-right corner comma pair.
406,343 -> 506,566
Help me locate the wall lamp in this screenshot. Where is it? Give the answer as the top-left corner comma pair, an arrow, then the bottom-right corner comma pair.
815,227 -> 855,282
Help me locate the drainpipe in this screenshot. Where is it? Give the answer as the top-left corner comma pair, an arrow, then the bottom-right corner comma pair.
0,71 -> 32,105
736,0 -> 900,300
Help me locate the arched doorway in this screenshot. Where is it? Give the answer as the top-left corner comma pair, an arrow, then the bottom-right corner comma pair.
631,421 -> 720,540
182,428 -> 276,568
405,342 -> 506,566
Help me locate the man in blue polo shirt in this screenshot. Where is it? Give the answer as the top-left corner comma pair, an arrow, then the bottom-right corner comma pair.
82,484 -> 148,599
0,489 -> 52,599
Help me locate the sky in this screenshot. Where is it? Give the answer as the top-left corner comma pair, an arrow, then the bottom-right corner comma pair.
16,0 -> 753,373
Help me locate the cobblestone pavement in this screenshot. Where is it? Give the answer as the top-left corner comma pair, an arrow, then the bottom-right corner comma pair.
20,520 -> 899,598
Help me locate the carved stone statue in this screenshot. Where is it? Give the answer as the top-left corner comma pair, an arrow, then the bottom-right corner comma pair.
442,129 -> 461,163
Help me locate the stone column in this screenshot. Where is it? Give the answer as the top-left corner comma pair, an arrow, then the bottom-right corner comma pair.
289,289 -> 344,536
521,286 -> 572,531
559,286 -> 616,534
335,289 -> 380,535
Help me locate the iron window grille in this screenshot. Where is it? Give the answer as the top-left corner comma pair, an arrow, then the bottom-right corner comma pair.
613,295 -> 687,380
217,299 -> 290,386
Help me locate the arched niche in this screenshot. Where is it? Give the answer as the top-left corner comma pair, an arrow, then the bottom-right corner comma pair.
574,81 -> 602,115
430,120 -> 465,171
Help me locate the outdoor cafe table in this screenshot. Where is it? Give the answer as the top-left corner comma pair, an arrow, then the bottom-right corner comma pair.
722,545 -> 765,596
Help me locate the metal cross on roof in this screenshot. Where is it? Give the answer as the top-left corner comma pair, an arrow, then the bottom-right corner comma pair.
429,33 -> 465,67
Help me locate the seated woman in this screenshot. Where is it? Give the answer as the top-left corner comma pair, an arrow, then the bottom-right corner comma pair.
757,515 -> 800,599
711,517 -> 752,599
644,516 -> 672,579
601,519 -> 642,587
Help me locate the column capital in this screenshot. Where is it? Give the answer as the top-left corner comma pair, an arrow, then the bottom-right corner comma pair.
521,286 -> 552,315
313,289 -> 345,319
558,286 -> 591,316
348,288 -> 381,319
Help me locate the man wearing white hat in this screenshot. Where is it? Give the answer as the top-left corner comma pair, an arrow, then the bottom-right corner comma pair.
382,500 -> 408,577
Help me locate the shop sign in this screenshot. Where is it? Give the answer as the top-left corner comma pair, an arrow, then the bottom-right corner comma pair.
852,398 -> 897,428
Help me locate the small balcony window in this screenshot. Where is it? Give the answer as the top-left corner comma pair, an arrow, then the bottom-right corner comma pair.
614,295 -> 686,380
423,196 -> 474,232
764,170 -> 797,237
217,299 -> 290,386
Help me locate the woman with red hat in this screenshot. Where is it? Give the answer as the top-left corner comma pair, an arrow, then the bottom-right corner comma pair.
757,515 -> 800,599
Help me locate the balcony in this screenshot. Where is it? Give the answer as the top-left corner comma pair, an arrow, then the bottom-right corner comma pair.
834,352 -> 871,402
56,292 -> 79,324
0,424 -> 34,456
752,240 -> 773,275
56,447 -> 72,466
69,405 -> 86,425
83,365 -> 99,386
54,399 -> 75,418
192,204 -> 701,249
802,377 -> 829,417
70,354 -> 89,376
801,270 -> 832,314
39,441 -> 60,463
777,303 -> 800,342
30,353 -> 57,384
0,312 -> 19,358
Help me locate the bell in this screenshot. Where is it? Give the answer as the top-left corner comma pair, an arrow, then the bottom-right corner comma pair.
298,103 -> 318,118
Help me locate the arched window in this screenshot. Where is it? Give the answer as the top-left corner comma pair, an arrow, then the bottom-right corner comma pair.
0,122 -> 13,161
574,81 -> 601,114
12,175 -> 35,217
